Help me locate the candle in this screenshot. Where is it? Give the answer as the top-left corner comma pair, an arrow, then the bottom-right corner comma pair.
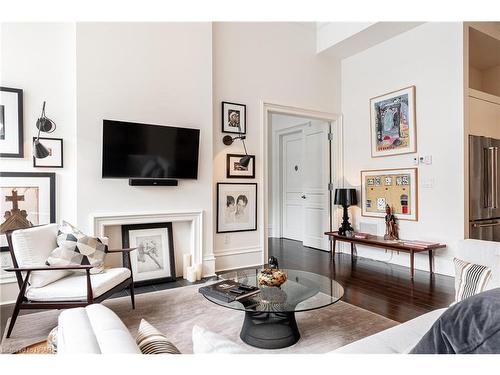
195,263 -> 202,281
186,266 -> 197,283
183,254 -> 192,279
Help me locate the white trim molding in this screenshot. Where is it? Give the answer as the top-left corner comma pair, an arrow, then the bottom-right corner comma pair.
90,210 -> 215,277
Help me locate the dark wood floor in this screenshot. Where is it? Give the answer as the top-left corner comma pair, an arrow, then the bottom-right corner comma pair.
1,238 -> 455,338
269,238 -> 455,323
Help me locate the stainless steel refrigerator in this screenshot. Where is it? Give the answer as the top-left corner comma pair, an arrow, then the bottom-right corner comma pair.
470,135 -> 500,241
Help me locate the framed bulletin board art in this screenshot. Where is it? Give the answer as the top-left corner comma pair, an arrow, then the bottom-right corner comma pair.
361,168 -> 418,221
370,86 -> 416,157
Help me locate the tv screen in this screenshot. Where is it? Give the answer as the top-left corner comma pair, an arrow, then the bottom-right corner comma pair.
102,120 -> 200,179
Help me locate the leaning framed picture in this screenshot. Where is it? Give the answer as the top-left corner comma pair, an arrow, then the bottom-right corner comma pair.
121,222 -> 176,286
33,137 -> 63,168
361,168 -> 418,221
0,172 -> 56,251
370,86 -> 416,157
226,154 -> 255,179
0,87 -> 24,158
217,182 -> 257,233
222,101 -> 246,134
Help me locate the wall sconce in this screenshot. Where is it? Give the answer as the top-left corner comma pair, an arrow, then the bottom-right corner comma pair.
33,101 -> 56,159
222,132 -> 251,167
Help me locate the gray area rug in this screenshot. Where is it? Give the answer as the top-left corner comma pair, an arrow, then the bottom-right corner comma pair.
1,282 -> 397,354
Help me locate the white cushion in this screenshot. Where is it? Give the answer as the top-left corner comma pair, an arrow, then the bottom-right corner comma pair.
58,304 -> 140,354
11,224 -> 72,287
25,267 -> 131,301
192,325 -> 246,354
331,308 -> 447,354
456,239 -> 500,290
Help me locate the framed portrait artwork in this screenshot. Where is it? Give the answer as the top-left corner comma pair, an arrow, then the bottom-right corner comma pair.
370,86 -> 416,157
33,137 -> 63,168
0,87 -> 24,158
226,154 -> 255,179
222,101 -> 246,134
121,222 -> 176,286
217,183 -> 257,233
361,168 -> 418,221
0,172 -> 56,251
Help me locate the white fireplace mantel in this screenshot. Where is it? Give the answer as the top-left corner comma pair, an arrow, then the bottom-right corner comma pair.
90,210 -> 214,276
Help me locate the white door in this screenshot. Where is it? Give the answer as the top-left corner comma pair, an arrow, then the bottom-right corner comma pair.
302,122 -> 331,250
281,131 -> 304,241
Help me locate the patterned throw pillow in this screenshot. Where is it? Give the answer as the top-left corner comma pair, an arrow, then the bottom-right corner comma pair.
454,258 -> 492,302
136,319 -> 181,354
46,221 -> 106,274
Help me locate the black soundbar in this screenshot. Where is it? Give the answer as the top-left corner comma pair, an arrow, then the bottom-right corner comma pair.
129,178 -> 178,186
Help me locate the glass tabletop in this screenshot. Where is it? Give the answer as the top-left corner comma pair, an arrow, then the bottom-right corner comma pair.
203,268 -> 344,313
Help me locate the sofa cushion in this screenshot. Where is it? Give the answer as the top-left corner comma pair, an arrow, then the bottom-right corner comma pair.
410,288 -> 500,354
454,257 -> 492,302
331,308 -> 447,354
456,239 -> 500,290
11,224 -> 71,287
26,267 -> 131,301
136,319 -> 181,354
192,325 -> 246,354
58,304 -> 140,354
46,221 -> 107,274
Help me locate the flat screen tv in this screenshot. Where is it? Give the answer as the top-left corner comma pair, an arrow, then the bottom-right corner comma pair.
102,120 -> 200,179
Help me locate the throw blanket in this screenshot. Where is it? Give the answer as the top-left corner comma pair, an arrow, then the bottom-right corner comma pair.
411,288 -> 500,354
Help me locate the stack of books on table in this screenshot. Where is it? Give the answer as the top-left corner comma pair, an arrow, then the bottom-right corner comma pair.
199,280 -> 260,303
353,232 -> 370,239
402,240 -> 440,249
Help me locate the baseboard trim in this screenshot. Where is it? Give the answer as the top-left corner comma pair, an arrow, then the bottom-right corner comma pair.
215,263 -> 263,273
214,246 -> 262,258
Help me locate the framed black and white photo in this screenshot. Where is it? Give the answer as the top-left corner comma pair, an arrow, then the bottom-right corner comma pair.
121,222 -> 176,286
217,183 -> 257,233
33,137 -> 63,168
222,101 -> 246,134
226,154 -> 255,179
0,172 -> 56,251
0,87 -> 24,158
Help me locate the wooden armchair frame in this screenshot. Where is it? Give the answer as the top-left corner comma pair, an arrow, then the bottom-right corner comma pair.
4,229 -> 136,338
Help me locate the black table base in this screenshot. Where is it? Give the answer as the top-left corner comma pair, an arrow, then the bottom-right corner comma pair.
240,311 -> 300,349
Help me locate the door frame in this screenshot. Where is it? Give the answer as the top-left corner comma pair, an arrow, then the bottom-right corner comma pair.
261,101 -> 343,264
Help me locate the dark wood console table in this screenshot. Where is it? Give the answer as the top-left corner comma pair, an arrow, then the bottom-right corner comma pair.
324,231 -> 446,280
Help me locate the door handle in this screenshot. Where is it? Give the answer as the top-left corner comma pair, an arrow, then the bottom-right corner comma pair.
493,147 -> 498,209
472,221 -> 500,228
301,195 -> 306,199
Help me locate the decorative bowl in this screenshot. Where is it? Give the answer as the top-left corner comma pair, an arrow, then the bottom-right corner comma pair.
257,268 -> 287,287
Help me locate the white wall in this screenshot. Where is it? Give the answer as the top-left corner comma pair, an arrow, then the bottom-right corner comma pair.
342,23 -> 464,276
75,23 -> 215,275
213,22 -> 341,271
0,23 -> 76,303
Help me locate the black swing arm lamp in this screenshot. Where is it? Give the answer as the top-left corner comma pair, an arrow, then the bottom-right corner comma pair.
222,127 -> 251,168
33,101 -> 57,159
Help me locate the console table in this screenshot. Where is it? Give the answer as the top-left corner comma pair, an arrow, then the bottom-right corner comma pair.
324,231 -> 446,280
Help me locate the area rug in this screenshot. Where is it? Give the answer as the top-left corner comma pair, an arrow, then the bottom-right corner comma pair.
1,282 -> 397,354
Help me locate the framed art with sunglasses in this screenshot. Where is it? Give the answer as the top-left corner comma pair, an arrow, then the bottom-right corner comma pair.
222,101 -> 246,134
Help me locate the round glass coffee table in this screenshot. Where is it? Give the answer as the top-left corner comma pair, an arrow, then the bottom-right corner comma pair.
202,268 -> 344,349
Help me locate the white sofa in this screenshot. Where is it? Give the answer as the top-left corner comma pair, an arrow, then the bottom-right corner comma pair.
57,239 -> 500,354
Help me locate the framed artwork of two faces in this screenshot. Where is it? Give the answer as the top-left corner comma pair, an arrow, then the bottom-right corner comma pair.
216,183 -> 257,233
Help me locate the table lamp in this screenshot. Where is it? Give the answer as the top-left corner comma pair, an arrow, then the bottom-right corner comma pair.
334,188 -> 358,236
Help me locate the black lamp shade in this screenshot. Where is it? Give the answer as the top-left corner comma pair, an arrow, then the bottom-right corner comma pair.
239,155 -> 251,168
334,188 -> 357,207
33,138 -> 50,159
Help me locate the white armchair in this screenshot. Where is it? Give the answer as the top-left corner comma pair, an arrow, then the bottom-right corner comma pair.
4,224 -> 136,338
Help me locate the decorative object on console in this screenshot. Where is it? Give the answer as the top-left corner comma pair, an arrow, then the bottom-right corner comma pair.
361,168 -> 418,221
268,255 -> 279,269
32,137 -> 63,168
384,205 -> 399,240
222,101 -> 246,134
334,188 -> 357,236
216,183 -> 257,233
0,172 -> 55,251
33,101 -> 57,159
257,268 -> 287,287
46,221 -> 107,274
0,87 -> 23,158
453,258 -> 492,302
122,222 -> 176,286
226,153 -> 255,178
370,86 -> 416,157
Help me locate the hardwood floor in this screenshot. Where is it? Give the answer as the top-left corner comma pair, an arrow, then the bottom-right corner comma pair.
269,237 -> 455,323
1,238 -> 454,338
